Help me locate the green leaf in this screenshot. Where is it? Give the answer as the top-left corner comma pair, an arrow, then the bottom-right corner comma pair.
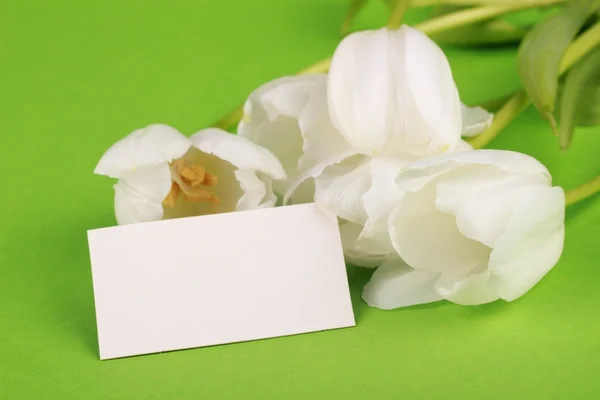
557,46 -> 600,150
517,0 -> 600,132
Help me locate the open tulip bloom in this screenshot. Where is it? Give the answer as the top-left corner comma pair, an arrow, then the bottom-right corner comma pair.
96,25 -> 567,309
95,124 -> 285,224
362,150 -> 565,308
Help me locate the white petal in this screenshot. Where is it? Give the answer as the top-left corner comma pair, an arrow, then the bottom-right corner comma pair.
95,124 -> 191,178
339,222 -> 387,268
389,188 -> 491,279
283,149 -> 358,205
190,128 -> 285,180
396,150 -> 551,193
235,170 -> 266,210
329,27 -> 462,155
489,185 -> 565,301
314,155 -> 371,225
328,28 -> 391,153
238,75 -> 326,195
235,170 -> 277,210
435,270 -> 499,305
361,156 -> 410,222
455,139 -> 474,152
362,255 -> 443,309
355,218 -> 396,256
461,104 -> 493,137
355,156 -> 410,256
298,73 -> 354,171
112,163 -> 172,224
114,183 -> 165,225
240,75 -> 326,124
437,171 -> 550,248
387,25 -> 462,154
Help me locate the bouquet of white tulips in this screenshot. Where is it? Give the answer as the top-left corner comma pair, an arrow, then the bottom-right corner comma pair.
95,1 -> 600,309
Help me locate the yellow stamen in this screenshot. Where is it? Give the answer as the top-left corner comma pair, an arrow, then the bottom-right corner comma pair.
163,159 -> 220,208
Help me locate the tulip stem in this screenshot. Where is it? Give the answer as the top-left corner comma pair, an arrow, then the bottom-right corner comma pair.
214,3 -> 553,130
468,90 -> 530,149
416,4 -> 539,35
559,21 -> 600,75
387,1 -> 413,30
468,22 -> 600,149
565,176 -> 600,207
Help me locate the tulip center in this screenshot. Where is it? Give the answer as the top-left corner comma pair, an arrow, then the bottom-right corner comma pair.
163,158 -> 220,207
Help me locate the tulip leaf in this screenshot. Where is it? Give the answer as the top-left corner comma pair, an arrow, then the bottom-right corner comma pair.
575,84 -> 600,126
517,0 -> 600,132
557,46 -> 600,150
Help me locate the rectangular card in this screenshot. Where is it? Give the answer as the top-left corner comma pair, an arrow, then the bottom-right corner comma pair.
87,203 -> 355,360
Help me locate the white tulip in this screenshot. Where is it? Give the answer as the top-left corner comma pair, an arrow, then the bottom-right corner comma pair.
363,150 -> 565,309
238,26 -> 492,267
95,124 -> 285,225
238,74 -> 328,203
285,26 -> 490,266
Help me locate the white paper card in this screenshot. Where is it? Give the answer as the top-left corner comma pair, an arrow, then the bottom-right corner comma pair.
87,203 -> 355,360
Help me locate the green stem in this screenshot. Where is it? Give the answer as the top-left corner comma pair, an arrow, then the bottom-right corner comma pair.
565,176 -> 600,206
469,90 -> 530,149
417,4 -> 538,35
559,21 -> 600,74
387,1 -> 413,29
468,21 -> 600,149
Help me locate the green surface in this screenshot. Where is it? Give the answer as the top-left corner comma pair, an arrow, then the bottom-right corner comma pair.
1,1 -> 599,399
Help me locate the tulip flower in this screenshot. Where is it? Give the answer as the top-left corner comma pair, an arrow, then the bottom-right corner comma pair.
238,74 -> 328,203
95,124 -> 285,225
363,150 -> 565,309
239,27 -> 493,267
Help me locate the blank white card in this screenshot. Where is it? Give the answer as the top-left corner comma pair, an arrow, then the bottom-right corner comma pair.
87,203 -> 355,360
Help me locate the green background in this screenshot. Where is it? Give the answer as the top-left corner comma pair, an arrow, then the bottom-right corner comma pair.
1,1 -> 599,398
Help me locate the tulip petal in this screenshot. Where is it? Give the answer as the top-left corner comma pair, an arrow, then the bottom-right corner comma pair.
388,26 -> 462,153
190,128 -> 285,180
389,188 -> 491,279
362,256 -> 443,309
436,170 -> 550,248
112,163 -> 172,224
235,170 -> 277,210
356,156 -> 411,256
238,75 -> 326,196
435,270 -> 499,305
283,149 -> 358,205
339,222 -> 388,268
328,28 -> 391,153
314,155 -> 371,225
95,124 -> 191,178
460,104 -> 494,137
355,218 -> 395,256
114,183 -> 165,225
489,185 -> 565,301
396,150 -> 551,193
298,81 -> 353,171
362,156 -> 411,222
328,26 -> 462,155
